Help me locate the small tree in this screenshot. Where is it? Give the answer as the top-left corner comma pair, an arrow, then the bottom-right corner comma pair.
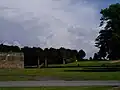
93,53 -> 99,60
77,49 -> 86,61
89,57 -> 92,60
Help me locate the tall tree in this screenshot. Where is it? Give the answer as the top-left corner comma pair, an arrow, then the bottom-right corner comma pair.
95,3 -> 120,60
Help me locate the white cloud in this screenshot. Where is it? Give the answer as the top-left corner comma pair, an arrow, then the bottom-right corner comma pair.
0,0 -> 100,58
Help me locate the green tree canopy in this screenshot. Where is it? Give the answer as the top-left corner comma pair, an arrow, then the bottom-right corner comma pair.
95,3 -> 120,60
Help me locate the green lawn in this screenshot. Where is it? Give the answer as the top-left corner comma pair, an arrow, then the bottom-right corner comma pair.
65,61 -> 110,66
0,60 -> 120,81
48,61 -> 120,67
0,87 -> 114,90
0,68 -> 120,81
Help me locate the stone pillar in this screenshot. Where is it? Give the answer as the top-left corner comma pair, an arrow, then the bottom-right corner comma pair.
5,54 -> 9,61
45,58 -> 48,68
63,58 -> 65,64
21,61 -> 24,68
38,56 -> 40,68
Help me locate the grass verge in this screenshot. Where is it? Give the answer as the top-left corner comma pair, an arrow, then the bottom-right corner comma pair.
0,86 -> 114,90
48,61 -> 120,67
0,68 -> 120,81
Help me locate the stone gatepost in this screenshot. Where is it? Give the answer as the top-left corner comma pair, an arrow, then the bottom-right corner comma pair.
38,56 -> 40,68
63,58 -> 66,64
45,58 -> 48,68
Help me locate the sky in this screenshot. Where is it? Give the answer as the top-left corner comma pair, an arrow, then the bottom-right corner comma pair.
0,0 -> 119,58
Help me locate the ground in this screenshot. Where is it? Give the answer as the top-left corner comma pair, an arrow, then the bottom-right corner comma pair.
0,87 -> 116,90
48,60 -> 120,67
0,68 -> 120,81
0,61 -> 120,81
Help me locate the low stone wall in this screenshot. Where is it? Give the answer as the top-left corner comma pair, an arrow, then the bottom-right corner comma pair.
0,60 -> 24,68
0,52 -> 24,69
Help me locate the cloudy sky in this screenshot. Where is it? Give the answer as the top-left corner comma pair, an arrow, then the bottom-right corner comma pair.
0,0 -> 119,58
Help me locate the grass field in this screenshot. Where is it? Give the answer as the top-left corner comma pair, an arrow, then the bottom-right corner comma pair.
0,61 -> 120,81
48,60 -> 120,67
0,87 -> 115,90
0,68 -> 120,81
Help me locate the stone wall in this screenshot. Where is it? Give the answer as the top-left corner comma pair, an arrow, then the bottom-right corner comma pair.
0,52 -> 24,68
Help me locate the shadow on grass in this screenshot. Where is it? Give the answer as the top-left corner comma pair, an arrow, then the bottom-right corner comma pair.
64,68 -> 120,72
42,65 -> 120,68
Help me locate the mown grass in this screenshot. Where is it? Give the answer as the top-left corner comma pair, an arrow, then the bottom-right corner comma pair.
65,61 -> 110,66
0,86 -> 114,90
48,61 -> 120,67
0,61 -> 120,81
0,68 -> 120,81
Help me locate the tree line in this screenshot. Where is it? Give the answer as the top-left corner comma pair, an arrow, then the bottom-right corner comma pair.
0,44 -> 86,65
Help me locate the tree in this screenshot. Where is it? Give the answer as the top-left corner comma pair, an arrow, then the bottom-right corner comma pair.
93,53 -> 99,60
77,49 -> 86,60
95,3 -> 120,60
89,57 -> 92,60
59,47 -> 67,64
48,47 -> 59,64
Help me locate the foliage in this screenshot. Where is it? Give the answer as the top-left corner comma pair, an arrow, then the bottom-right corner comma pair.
77,49 -> 86,61
0,43 -> 86,66
95,3 -> 120,60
